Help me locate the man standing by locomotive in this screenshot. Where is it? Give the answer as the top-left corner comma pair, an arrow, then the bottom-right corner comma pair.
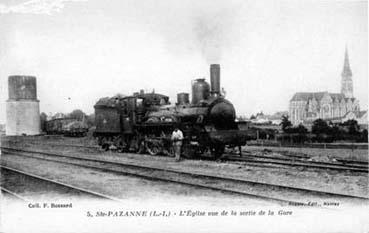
171,127 -> 183,161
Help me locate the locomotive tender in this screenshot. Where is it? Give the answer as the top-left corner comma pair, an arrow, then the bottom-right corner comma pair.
93,64 -> 249,158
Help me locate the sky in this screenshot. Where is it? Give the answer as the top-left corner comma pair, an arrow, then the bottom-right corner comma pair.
0,0 -> 367,123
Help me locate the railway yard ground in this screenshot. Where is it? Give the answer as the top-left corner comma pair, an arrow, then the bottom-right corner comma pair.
1,135 -> 368,201
1,135 -> 369,232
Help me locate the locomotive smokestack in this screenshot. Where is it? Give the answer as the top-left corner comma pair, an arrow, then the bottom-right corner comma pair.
210,64 -> 220,96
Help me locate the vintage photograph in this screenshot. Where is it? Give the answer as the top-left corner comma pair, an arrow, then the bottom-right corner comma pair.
0,0 -> 368,232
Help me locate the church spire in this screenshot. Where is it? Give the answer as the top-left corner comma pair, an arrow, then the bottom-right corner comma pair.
341,46 -> 352,78
341,46 -> 353,98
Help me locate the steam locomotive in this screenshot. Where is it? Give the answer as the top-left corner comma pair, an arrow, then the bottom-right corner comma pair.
93,64 -> 250,158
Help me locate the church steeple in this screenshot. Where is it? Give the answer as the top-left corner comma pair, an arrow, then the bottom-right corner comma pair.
341,46 -> 352,78
341,46 -> 353,98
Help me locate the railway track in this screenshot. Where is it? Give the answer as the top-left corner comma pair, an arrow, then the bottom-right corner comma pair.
1,186 -> 28,201
20,142 -> 100,150
12,142 -> 368,172
225,152 -> 368,173
2,147 -> 368,206
242,149 -> 368,165
1,165 -> 120,201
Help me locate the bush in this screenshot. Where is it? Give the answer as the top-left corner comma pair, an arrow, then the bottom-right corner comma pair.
312,119 -> 330,135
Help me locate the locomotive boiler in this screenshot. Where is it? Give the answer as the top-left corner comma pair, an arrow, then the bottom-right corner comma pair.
93,64 -> 249,158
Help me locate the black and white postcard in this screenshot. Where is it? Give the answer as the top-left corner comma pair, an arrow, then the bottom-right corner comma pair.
0,0 -> 368,232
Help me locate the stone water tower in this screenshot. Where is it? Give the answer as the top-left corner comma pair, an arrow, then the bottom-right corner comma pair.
6,75 -> 40,135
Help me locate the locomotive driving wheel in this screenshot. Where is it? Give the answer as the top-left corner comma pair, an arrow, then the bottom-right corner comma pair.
181,143 -> 196,159
210,144 -> 225,159
127,134 -> 145,153
163,147 -> 174,157
145,141 -> 161,156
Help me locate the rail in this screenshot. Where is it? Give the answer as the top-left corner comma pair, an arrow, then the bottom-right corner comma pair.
1,165 -> 120,201
2,147 -> 368,205
248,141 -> 368,150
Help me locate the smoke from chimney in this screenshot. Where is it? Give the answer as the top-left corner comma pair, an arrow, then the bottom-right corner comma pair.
192,6 -> 238,63
135,2 -> 241,64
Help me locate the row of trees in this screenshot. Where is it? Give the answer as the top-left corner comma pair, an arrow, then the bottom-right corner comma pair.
66,109 -> 95,127
280,115 -> 368,143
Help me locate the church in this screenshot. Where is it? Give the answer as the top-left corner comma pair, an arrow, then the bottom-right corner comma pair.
289,48 -> 360,125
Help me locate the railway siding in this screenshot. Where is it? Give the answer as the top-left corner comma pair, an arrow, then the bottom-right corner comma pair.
1,136 -> 368,201
245,145 -> 368,162
2,147 -> 368,205
1,152 -> 274,207
1,165 -> 119,201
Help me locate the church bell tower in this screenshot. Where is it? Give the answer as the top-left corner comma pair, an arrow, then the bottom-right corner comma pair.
341,47 -> 354,98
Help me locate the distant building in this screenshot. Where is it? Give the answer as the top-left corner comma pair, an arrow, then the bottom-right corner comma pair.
342,110 -> 368,130
289,48 -> 360,125
268,111 -> 289,125
253,112 -> 269,124
250,111 -> 288,125
356,110 -> 368,127
52,112 -> 67,120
